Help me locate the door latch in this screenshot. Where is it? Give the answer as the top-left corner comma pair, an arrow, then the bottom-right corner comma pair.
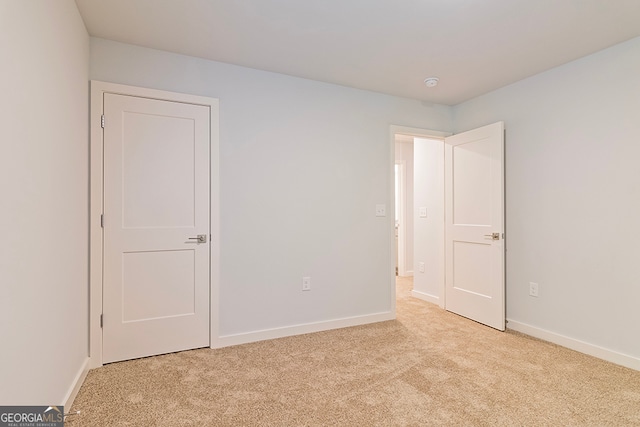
484,232 -> 500,241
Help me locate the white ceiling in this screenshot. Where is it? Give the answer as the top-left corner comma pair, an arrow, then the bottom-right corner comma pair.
75,0 -> 640,105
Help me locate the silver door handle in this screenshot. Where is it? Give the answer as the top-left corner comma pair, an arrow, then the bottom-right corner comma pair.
188,234 -> 207,243
484,233 -> 500,241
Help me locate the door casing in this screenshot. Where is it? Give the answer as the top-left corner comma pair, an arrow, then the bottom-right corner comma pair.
395,160 -> 406,276
89,81 -> 220,368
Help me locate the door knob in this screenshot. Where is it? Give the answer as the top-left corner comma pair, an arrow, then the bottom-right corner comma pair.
188,234 -> 207,243
484,232 -> 500,241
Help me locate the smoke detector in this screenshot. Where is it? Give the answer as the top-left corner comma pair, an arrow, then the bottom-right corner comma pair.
424,77 -> 439,88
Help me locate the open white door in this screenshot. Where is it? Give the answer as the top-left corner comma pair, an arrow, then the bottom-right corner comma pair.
102,93 -> 211,363
445,122 -> 505,330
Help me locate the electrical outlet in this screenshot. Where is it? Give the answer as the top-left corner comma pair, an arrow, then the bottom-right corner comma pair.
302,276 -> 311,291
375,204 -> 386,217
419,207 -> 427,218
529,282 -> 539,297
419,262 -> 425,273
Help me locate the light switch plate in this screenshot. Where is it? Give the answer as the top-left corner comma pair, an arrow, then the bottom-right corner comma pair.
375,204 -> 386,217
419,207 -> 427,218
529,282 -> 539,297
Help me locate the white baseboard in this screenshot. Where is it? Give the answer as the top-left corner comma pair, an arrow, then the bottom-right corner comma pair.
411,289 -> 440,306
215,311 -> 395,348
62,357 -> 90,411
507,319 -> 640,371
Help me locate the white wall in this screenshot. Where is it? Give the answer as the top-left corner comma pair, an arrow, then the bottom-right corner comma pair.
454,36 -> 640,363
89,38 -> 453,338
412,138 -> 445,304
0,1 -> 89,404
394,139 -> 414,275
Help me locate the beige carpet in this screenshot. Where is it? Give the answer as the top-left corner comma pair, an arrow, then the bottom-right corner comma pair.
68,277 -> 640,426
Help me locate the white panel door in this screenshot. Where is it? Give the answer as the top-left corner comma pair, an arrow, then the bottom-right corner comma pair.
445,122 -> 505,330
103,93 -> 210,363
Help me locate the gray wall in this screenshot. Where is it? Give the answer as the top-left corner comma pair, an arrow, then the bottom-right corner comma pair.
454,36 -> 640,361
0,1 -> 89,404
90,38 -> 453,338
412,138 -> 445,303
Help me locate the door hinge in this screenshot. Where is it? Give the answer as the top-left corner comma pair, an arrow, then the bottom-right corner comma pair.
101,115 -> 105,128
100,314 -> 103,328
100,214 -> 104,228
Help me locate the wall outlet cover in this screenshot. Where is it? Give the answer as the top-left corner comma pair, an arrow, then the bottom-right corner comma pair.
375,204 -> 386,217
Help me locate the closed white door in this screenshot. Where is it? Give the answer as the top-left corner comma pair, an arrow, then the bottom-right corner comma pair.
444,122 -> 505,330
103,93 -> 210,363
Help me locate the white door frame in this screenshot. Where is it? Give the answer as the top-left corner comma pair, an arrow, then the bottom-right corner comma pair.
89,81 -> 220,368
389,126 -> 451,312
394,160 -> 406,277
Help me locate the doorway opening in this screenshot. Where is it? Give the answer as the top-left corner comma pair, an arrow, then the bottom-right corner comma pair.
90,81 -> 221,368
390,123 -> 506,331
391,126 -> 449,310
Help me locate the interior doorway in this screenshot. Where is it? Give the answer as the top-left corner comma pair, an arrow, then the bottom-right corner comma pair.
390,126 -> 450,311
390,123 -> 506,331
90,81 -> 221,368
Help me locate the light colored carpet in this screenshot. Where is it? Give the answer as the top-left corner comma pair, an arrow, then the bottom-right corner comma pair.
68,277 -> 640,426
